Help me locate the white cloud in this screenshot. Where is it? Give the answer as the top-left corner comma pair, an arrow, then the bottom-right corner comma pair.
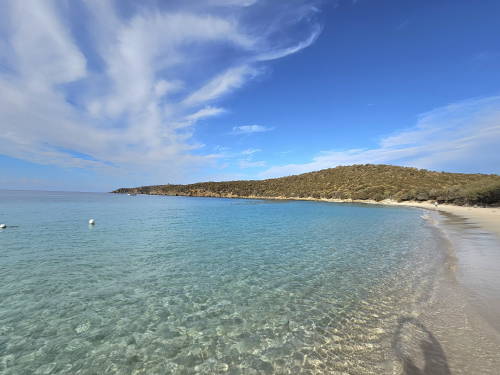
206,146 -> 262,160
8,1 -> 86,86
256,24 -> 322,62
206,146 -> 265,170
174,106 -> 226,129
232,125 -> 274,134
237,147 -> 265,168
261,96 -> 500,178
183,66 -> 258,107
0,0 -> 321,184
241,148 -> 262,155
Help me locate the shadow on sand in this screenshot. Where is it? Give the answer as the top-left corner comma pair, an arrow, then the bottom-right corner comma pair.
393,317 -> 451,375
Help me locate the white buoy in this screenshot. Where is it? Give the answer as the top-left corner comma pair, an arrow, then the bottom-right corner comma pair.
88,219 -> 95,225
0,224 -> 6,229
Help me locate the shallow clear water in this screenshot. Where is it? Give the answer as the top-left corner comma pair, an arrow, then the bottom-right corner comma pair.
0,191 -> 445,374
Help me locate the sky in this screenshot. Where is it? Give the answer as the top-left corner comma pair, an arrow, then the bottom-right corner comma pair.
1,0 -> 499,192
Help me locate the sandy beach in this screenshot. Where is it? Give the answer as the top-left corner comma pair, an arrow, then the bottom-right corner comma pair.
316,197 -> 500,373
381,201 -> 500,238
2,191 -> 500,373
235,195 -> 500,239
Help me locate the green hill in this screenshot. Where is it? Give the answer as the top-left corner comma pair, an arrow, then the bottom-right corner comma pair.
112,164 -> 500,206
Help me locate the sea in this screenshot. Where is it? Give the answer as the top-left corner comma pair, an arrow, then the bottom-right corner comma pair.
1,190 -> 499,374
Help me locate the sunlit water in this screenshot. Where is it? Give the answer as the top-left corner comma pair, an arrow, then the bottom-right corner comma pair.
0,191 -> 455,374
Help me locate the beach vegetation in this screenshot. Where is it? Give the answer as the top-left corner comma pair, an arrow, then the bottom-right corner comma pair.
113,164 -> 500,206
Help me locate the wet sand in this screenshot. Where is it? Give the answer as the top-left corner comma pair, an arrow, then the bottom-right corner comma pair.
220,195 -> 500,239
383,201 -> 500,239
307,199 -> 499,239
415,212 -> 500,374
267,196 -> 500,373
118,193 -> 500,373
362,200 -> 500,374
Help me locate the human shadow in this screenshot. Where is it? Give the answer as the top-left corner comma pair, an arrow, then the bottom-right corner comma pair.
392,317 -> 451,375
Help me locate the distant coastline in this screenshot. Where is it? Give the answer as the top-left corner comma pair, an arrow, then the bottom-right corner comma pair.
113,164 -> 500,206
113,164 -> 500,236
116,191 -> 500,239
112,177 -> 500,371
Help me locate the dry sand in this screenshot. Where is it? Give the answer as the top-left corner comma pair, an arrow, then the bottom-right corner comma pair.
378,200 -> 500,238
312,198 -> 500,373
252,195 -> 500,239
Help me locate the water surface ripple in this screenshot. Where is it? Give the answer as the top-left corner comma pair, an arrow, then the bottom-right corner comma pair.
0,191 -> 452,374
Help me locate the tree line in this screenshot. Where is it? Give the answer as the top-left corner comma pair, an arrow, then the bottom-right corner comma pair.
113,164 -> 500,206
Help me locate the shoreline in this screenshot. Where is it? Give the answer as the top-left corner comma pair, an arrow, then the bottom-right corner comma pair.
122,191 -> 500,371
374,200 -> 500,238
3,190 -> 500,373
415,209 -> 500,373
133,192 -> 500,238
260,195 -> 500,371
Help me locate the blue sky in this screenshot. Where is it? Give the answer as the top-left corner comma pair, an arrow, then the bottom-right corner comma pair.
1,0 -> 500,191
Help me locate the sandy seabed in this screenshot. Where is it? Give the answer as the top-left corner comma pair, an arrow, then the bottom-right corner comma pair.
332,199 -> 500,374
234,196 -> 500,374
121,192 -> 500,373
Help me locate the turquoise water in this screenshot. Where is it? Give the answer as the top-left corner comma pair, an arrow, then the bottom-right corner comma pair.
0,191 -> 445,374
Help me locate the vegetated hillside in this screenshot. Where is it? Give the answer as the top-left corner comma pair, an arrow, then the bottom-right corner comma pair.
113,164 -> 500,206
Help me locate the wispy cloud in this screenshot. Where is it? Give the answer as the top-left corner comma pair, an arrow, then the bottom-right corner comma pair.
209,146 -> 266,169
261,96 -> 500,177
239,160 -> 267,168
174,106 -> 225,129
238,147 -> 265,168
241,148 -> 262,155
183,66 -> 258,107
231,125 -> 274,135
0,0 -> 321,183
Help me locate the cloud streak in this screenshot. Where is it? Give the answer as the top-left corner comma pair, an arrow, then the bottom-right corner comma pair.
231,125 -> 274,134
261,96 -> 500,178
0,0 -> 321,183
